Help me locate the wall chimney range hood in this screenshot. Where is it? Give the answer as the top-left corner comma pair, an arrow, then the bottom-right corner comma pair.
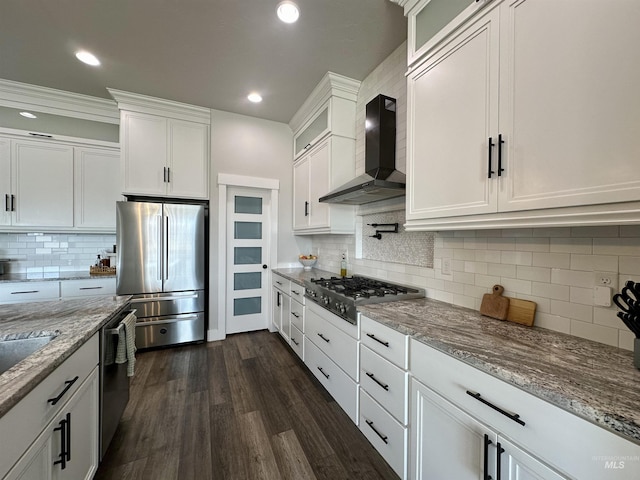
319,94 -> 405,205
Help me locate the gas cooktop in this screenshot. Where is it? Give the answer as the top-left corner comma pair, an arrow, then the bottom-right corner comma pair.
304,275 -> 425,324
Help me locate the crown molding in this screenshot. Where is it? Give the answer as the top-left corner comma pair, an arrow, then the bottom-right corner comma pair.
389,0 -> 422,15
0,79 -> 119,124
107,88 -> 211,124
289,71 -> 361,132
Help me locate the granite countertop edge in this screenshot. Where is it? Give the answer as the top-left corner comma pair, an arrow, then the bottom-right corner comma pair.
0,295 -> 132,418
0,271 -> 115,283
358,298 -> 640,445
272,267 -> 336,286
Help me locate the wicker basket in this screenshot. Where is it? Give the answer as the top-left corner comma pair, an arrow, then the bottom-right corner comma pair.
89,265 -> 116,276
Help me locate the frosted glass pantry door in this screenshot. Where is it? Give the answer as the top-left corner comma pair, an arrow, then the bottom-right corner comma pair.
226,188 -> 271,334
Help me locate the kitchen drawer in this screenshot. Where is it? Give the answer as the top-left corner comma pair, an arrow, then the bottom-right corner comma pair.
0,333 -> 98,479
135,313 -> 204,349
290,324 -> 304,361
409,338 -> 640,480
359,389 -> 408,480
307,300 -> 359,339
0,281 -> 60,304
288,282 -> 305,303
60,277 -> 116,298
361,315 -> 408,369
290,298 -> 304,332
306,304 -> 359,380
304,336 -> 358,423
361,345 -> 408,425
272,273 -> 289,292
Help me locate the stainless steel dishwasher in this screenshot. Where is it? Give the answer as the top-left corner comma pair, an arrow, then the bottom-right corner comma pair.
100,308 -> 134,460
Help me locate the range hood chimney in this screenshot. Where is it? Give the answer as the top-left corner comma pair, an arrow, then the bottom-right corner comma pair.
319,94 -> 405,205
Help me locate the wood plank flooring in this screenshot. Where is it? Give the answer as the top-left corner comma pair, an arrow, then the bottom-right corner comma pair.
95,330 -> 399,480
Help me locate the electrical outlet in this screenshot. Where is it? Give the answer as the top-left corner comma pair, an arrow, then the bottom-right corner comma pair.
594,272 -> 617,290
442,257 -> 452,275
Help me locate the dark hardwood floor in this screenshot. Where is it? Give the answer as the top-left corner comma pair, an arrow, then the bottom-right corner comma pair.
95,330 -> 399,480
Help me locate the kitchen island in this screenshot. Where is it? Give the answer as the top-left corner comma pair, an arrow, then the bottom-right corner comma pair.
0,295 -> 131,418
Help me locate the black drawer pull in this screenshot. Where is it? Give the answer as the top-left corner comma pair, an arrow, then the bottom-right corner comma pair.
365,372 -> 389,391
11,290 -> 39,295
366,333 -> 389,347
317,333 -> 330,343
48,376 -> 79,406
466,390 -> 525,426
291,289 -> 300,295
365,420 -> 388,444
317,366 -> 330,379
79,286 -> 103,290
292,338 -> 299,346
292,312 -> 300,318
275,281 -> 283,285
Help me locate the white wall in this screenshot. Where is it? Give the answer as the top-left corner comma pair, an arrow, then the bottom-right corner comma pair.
208,109 -> 310,337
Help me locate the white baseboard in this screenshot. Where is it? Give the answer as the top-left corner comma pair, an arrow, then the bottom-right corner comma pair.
207,328 -> 226,342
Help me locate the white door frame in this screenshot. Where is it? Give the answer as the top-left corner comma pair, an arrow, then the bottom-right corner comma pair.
213,173 -> 279,341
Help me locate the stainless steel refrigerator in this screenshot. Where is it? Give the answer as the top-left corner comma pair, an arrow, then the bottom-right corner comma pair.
116,201 -> 206,349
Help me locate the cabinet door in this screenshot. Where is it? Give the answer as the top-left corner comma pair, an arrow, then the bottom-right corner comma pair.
293,156 -> 310,230
498,0 -> 640,212
307,139 -> 330,228
4,433 -> 52,480
51,368 -> 99,480
167,120 -> 209,199
74,147 -> 121,230
411,378 -> 497,480
0,137 -> 10,226
120,111 -> 167,196
499,437 -> 566,480
407,6 -> 500,220
279,292 -> 291,342
12,140 -> 74,227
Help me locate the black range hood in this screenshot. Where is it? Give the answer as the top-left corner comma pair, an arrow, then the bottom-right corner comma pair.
319,94 -> 405,205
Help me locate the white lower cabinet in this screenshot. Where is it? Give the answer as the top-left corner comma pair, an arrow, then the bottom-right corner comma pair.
59,278 -> 116,298
0,334 -> 99,480
0,282 -> 60,304
290,324 -> 304,360
409,338 -> 640,480
304,336 -> 358,423
271,273 -> 290,339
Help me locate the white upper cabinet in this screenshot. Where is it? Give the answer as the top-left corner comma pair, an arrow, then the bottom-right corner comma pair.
0,137 -> 10,226
405,0 -> 640,230
74,147 -> 121,230
109,89 -> 210,200
289,72 -> 360,235
11,139 -> 74,228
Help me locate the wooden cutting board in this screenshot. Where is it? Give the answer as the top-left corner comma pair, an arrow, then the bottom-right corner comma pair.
480,285 -> 510,320
506,298 -> 537,326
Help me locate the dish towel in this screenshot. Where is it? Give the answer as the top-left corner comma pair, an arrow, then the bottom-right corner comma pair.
104,322 -> 122,366
115,312 -> 137,377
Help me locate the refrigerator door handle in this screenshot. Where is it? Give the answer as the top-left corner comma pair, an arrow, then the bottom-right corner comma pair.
164,215 -> 169,281
157,216 -> 163,282
129,294 -> 199,303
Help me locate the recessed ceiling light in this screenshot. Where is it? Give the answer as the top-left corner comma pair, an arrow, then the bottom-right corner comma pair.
248,93 -> 263,103
19,111 -> 37,119
277,1 -> 299,23
75,50 -> 101,66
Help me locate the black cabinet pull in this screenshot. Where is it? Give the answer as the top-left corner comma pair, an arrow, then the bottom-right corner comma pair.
163,167 -> 167,182
292,338 -> 299,346
276,291 -> 281,307
304,201 -> 309,217
48,376 -> 79,406
484,434 -> 493,480
317,332 -> 330,343
497,134 -> 504,176
11,290 -> 39,295
365,420 -> 388,444
4,194 -> 8,212
11,194 -> 15,211
466,390 -> 525,426
291,289 -> 300,295
487,137 -> 495,178
365,333 -> 389,347
291,312 -> 300,318
365,371 -> 389,391
275,280 -> 282,285
79,286 -> 103,290
53,413 -> 71,470
496,441 -> 505,480
317,366 -> 329,379
167,167 -> 170,182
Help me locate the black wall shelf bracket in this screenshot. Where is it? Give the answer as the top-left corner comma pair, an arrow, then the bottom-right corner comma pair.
367,223 -> 399,240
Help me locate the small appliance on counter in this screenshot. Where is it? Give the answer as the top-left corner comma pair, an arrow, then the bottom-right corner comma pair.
0,259 -> 10,275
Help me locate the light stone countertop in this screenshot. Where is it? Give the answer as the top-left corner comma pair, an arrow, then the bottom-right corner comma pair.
0,271 -> 115,283
272,267 -> 337,286
358,298 -> 640,445
0,295 -> 131,418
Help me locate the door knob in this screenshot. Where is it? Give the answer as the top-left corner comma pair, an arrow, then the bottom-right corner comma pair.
262,264 -> 268,269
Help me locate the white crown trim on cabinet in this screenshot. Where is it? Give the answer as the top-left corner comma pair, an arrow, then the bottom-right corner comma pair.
107,88 -> 211,124
0,79 -> 119,124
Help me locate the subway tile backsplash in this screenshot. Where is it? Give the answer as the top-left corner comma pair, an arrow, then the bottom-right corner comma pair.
0,233 -> 115,274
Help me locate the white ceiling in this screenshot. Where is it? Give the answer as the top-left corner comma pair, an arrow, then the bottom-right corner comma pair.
0,0 -> 407,124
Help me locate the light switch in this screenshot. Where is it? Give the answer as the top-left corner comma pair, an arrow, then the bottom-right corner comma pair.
593,285 -> 612,307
